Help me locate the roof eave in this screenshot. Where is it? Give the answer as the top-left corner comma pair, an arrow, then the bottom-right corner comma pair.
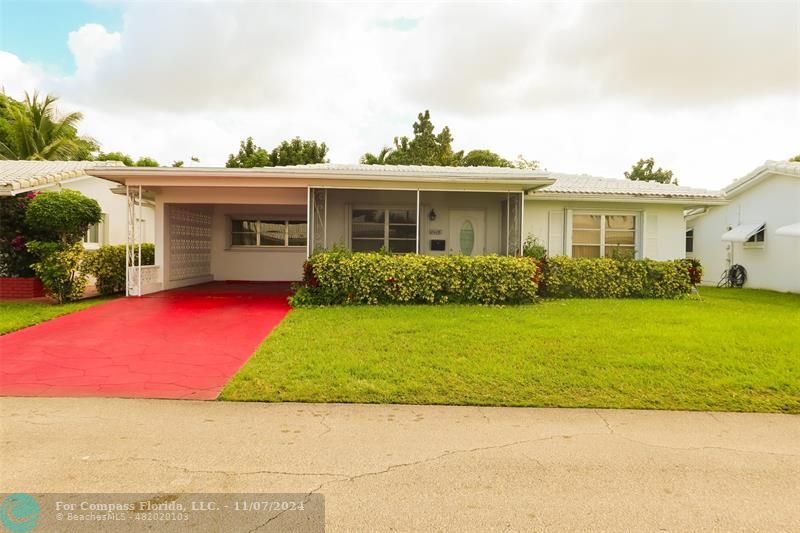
525,192 -> 727,206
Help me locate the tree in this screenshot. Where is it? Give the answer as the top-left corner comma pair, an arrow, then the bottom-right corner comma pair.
361,110 -> 535,168
94,151 -> 134,166
361,146 -> 393,165
789,154 -> 800,162
172,160 -> 184,167
370,110 -> 463,166
135,156 -> 159,167
0,91 -> 97,161
624,157 -> 676,184
226,137 -> 271,168
461,149 -> 512,167
270,137 -> 328,166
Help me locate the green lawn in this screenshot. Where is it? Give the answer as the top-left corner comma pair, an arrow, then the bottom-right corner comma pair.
0,298 -> 112,334
221,288 -> 800,413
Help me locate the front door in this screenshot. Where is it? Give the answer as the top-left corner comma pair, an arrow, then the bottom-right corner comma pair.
449,210 -> 485,255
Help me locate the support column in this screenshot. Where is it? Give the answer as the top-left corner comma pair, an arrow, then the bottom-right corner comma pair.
415,189 -> 421,254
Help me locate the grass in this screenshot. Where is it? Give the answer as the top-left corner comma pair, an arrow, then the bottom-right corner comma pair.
0,297 -> 112,334
221,288 -> 800,413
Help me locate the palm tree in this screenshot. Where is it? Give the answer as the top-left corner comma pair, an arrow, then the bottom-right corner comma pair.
0,91 -> 97,160
360,145 -> 393,165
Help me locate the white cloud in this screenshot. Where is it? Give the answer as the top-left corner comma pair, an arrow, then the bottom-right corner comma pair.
0,1 -> 797,188
67,23 -> 121,76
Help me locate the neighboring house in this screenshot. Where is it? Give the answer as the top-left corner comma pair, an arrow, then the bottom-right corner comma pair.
82,164 -> 723,296
687,160 -> 800,293
0,160 -> 156,248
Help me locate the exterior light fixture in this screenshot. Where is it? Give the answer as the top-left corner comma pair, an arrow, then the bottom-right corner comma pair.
428,208 -> 437,221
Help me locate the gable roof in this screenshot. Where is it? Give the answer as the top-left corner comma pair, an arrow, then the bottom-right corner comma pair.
0,160 -> 126,195
530,172 -> 723,203
723,160 -> 800,198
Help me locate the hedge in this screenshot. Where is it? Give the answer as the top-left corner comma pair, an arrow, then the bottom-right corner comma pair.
83,244 -> 155,295
290,251 -> 541,306
542,256 -> 700,299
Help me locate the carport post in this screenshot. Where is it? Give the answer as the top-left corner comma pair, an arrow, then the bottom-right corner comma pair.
306,186 -> 311,259
138,185 -> 143,295
125,185 -> 129,297
415,189 -> 420,254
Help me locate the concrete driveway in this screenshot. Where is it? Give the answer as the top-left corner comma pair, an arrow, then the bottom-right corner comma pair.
0,282 -> 290,399
1,398 -> 798,531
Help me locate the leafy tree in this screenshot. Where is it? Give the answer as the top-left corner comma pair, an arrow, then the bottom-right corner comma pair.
270,137 -> 328,166
135,156 -> 159,167
0,91 -> 97,160
371,110 -> 463,166
789,154 -> 800,162
172,160 -> 184,167
360,146 -> 393,165
226,137 -> 272,168
461,149 -> 512,167
94,151 -> 135,166
624,157 -> 676,184
361,110 -> 536,169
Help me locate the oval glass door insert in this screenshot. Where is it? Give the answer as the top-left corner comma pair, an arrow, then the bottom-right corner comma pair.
460,220 -> 475,255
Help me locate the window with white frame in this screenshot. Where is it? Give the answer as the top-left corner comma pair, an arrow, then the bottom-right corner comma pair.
685,228 -> 694,253
571,213 -> 636,258
351,208 -> 416,253
230,219 -> 307,247
84,213 -> 106,245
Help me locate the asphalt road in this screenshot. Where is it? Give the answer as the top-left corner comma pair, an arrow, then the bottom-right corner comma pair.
1,397 -> 798,531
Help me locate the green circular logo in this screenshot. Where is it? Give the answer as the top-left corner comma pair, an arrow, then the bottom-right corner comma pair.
0,494 -> 40,533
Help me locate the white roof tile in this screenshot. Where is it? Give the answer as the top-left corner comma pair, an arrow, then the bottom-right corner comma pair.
724,160 -> 800,197
0,160 -> 125,193
535,173 -> 721,199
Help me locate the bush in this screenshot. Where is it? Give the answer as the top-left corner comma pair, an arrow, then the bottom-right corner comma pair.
543,256 -> 695,299
0,192 -> 39,277
290,251 -> 540,306
84,244 -> 155,295
26,241 -> 87,303
25,189 -> 101,245
522,235 -> 547,260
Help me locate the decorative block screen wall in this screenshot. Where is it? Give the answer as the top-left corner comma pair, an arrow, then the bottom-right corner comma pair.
168,205 -> 212,281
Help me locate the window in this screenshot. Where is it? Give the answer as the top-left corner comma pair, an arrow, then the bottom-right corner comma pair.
746,224 -> 767,245
351,208 -> 416,253
571,213 -> 636,258
685,228 -> 694,253
230,219 -> 306,247
84,214 -> 106,245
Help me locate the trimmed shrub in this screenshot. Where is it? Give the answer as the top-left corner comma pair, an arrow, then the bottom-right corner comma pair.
84,244 -> 155,295
25,189 -> 102,245
290,251 -> 540,306
26,242 -> 87,303
543,256 -> 695,299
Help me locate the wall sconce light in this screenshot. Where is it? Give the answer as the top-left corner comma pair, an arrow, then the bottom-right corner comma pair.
428,208 -> 437,221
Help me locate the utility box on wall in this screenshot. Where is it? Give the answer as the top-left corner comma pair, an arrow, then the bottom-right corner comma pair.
430,239 -> 446,251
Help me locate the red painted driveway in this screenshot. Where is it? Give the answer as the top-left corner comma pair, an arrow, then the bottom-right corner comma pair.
0,283 -> 291,400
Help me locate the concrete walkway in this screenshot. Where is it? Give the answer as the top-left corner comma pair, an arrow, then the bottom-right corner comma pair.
1,398 -> 798,531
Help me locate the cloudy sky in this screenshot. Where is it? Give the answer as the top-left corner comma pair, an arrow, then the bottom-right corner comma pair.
1,0 -> 798,189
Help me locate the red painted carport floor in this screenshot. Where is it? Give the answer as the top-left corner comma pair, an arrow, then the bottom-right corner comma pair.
0,282 -> 291,400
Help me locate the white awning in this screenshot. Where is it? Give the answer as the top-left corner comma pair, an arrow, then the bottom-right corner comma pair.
721,222 -> 765,242
776,222 -> 800,238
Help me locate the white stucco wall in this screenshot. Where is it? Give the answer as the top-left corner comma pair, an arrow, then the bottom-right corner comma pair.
523,200 -> 687,260
41,176 -> 155,247
688,174 -> 800,292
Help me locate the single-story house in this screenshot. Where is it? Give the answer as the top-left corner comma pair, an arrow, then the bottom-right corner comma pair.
0,160 -> 156,248
686,160 -> 800,293
76,164 -> 724,296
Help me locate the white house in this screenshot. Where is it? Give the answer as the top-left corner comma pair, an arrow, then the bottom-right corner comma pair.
687,160 -> 800,293
79,164 -> 723,296
0,160 -> 156,248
